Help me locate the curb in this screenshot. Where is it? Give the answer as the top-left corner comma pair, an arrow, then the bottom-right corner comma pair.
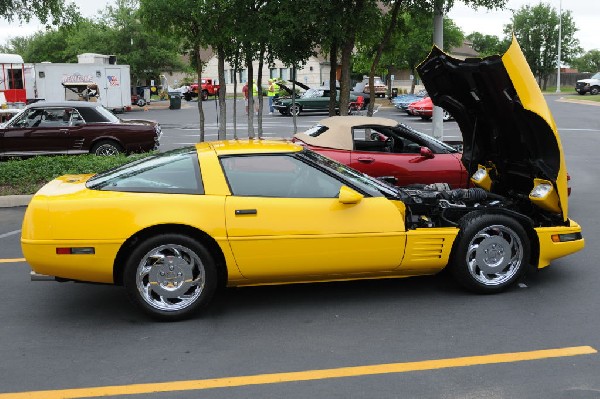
0,195 -> 32,208
557,97 -> 600,106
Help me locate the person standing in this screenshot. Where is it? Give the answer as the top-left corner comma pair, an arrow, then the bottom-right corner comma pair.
267,79 -> 279,115
242,82 -> 249,114
252,82 -> 259,115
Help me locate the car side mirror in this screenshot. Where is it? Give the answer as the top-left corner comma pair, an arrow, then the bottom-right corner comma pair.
420,146 -> 434,159
338,185 -> 363,204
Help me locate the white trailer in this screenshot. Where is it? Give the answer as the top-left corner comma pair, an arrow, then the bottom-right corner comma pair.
24,61 -> 132,112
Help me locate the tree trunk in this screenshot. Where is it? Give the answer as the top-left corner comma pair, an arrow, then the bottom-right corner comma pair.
329,40 -> 338,116
233,69 -> 238,140
257,44 -> 265,138
367,0 -> 403,117
195,45 -> 205,142
217,46 -> 226,140
246,51 -> 254,139
339,37 -> 355,116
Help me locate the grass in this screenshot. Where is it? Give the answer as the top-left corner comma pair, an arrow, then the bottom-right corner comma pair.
0,153 -> 152,196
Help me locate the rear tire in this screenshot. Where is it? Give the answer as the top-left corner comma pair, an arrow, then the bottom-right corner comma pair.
590,86 -> 600,95
201,90 -> 209,101
91,140 -> 123,156
450,214 -> 530,294
123,234 -> 218,321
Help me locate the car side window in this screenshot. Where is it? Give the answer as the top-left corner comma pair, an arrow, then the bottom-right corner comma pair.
221,154 -> 344,198
352,127 -> 391,153
12,109 -> 43,128
87,148 -> 203,194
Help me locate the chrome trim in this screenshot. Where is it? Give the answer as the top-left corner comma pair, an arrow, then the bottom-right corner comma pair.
30,271 -> 56,281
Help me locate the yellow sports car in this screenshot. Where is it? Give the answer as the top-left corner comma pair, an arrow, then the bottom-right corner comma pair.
22,39 -> 584,320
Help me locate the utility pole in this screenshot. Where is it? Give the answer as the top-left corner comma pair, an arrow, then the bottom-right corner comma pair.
432,0 -> 444,140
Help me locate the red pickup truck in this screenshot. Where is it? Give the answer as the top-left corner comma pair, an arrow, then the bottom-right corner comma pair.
184,78 -> 220,101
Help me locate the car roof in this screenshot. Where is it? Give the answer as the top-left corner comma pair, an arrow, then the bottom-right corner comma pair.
26,101 -> 100,109
293,116 -> 399,151
196,139 -> 303,156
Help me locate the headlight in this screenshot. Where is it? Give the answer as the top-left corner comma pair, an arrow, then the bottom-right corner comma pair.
470,165 -> 492,191
529,178 -> 560,213
530,182 -> 553,198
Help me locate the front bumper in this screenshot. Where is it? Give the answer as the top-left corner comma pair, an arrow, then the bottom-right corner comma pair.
535,219 -> 584,268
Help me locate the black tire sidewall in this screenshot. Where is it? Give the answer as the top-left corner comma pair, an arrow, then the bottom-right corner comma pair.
123,234 -> 218,321
450,213 -> 530,294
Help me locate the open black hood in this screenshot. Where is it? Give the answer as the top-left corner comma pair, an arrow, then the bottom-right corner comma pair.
417,38 -> 569,220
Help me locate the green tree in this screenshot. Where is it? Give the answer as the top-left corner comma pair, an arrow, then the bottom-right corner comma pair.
100,0 -> 185,86
0,0 -> 76,24
571,50 -> 600,73
504,2 -> 581,89
139,0 -> 213,141
466,32 -> 508,56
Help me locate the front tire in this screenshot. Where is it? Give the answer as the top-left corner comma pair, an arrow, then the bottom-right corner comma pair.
123,234 -> 218,321
590,86 -> 599,95
450,214 -> 530,294
289,104 -> 301,116
136,98 -> 146,107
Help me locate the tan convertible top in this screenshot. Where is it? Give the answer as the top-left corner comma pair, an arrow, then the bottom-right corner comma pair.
293,116 -> 398,151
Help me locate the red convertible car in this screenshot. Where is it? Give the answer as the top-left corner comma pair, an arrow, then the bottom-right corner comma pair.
408,97 -> 452,121
293,116 -> 468,188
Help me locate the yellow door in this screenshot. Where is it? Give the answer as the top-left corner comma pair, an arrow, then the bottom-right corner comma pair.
225,195 -> 406,279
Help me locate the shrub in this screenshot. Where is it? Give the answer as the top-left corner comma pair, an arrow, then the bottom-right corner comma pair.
0,153 -> 152,195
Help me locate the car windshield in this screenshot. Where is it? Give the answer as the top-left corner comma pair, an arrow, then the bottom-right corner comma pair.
302,88 -> 324,98
591,72 -> 600,80
94,105 -> 120,123
298,148 -> 399,198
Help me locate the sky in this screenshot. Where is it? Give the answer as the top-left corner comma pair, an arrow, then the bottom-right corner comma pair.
0,0 -> 598,52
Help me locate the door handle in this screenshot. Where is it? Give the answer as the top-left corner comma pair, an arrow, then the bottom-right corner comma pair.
356,157 -> 375,164
235,209 -> 257,215
59,129 -> 69,134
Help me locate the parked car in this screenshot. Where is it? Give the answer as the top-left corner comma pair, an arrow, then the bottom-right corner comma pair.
293,116 -> 468,188
0,101 -> 161,157
273,87 -> 360,116
395,91 -> 428,114
575,72 -> 600,95
363,76 -> 387,98
22,38 -> 583,321
407,97 -> 452,121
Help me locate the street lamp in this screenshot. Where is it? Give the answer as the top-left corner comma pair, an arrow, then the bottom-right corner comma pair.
556,0 -> 562,93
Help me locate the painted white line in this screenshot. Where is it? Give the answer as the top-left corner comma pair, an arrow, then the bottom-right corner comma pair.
0,230 -> 20,239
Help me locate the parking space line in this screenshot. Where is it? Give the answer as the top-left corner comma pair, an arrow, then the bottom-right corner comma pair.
0,258 -> 25,263
0,346 -> 595,399
0,230 -> 20,239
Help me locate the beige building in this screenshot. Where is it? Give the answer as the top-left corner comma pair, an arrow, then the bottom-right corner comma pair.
203,54 -> 331,93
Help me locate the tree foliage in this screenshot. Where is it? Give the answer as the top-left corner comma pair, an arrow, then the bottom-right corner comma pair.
504,2 -> 581,89
466,32 -> 508,57
2,0 -> 183,86
0,0 -> 77,24
570,50 -> 600,73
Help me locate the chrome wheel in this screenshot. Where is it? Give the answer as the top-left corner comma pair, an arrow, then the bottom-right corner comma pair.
289,104 -> 300,116
135,244 -> 206,312
92,141 -> 122,156
466,224 -> 523,286
451,214 -> 530,293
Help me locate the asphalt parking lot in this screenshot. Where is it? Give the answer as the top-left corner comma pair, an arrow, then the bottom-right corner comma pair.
1,95 -> 600,398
